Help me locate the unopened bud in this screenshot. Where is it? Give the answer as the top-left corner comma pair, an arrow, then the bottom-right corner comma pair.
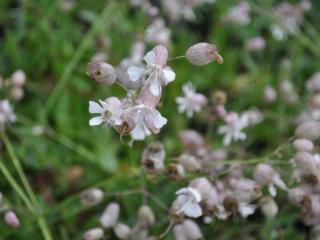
177,154 -> 201,172
259,197 -> 278,218
138,205 -> 155,228
141,142 -> 165,173
114,223 -> 131,240
293,138 -> 314,152
186,42 -> 223,66
100,202 -> 120,228
80,188 -> 104,206
182,219 -> 203,240
11,70 -> 26,86
87,61 -> 117,86
84,227 -> 104,240
295,121 -> 320,141
9,87 -> 24,101
4,211 -> 20,228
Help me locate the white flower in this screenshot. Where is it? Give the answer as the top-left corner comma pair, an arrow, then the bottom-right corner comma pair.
88,97 -> 122,127
144,18 -> 171,46
127,45 -> 175,96
238,202 -> 256,218
175,187 -> 203,218
0,99 -> 16,130
124,105 -> 167,141
176,82 -> 207,118
218,112 -> 249,146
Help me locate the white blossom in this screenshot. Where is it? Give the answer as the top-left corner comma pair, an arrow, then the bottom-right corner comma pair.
175,187 -> 203,218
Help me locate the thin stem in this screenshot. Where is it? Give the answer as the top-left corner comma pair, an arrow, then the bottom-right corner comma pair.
168,55 -> 186,61
159,219 -> 174,239
38,217 -> 53,240
2,133 -> 37,205
0,159 -> 35,213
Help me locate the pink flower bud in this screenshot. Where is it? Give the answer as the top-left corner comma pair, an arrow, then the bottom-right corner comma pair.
100,202 -> 120,228
295,121 -> 320,141
80,188 -> 104,206
11,70 -> 26,86
138,205 -> 155,228
114,223 -> 131,240
186,42 -> 223,66
153,45 -> 168,68
177,154 -> 201,172
84,228 -> 104,240
293,138 -> 314,152
4,211 -> 20,228
87,61 -> 117,86
182,219 -> 203,240
173,224 -> 188,240
259,197 -> 278,218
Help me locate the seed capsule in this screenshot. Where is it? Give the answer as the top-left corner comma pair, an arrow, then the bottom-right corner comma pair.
100,202 -> 120,228
186,42 -> 223,66
87,61 -> 117,86
295,121 -> 320,141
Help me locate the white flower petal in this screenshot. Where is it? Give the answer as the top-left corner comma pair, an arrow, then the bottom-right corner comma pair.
150,76 -> 161,96
127,66 -> 145,82
239,203 -> 256,218
89,116 -> 104,126
188,187 -> 201,202
144,50 -> 156,65
89,101 -> 103,114
268,183 -> 277,197
184,202 -> 203,218
162,68 -> 176,83
153,112 -> 167,129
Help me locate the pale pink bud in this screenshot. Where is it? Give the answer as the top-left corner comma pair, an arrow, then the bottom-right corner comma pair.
186,42 -> 223,66
135,83 -> 161,108
114,223 -> 131,240
80,188 -> 104,206
182,219 -> 203,240
263,85 -> 277,103
179,130 -> 205,151
177,154 -> 201,172
4,211 -> 20,228
87,61 -> 117,86
141,142 -> 165,173
288,187 -> 306,205
294,152 -> 320,182
138,205 -> 155,228
245,36 -> 266,51
259,197 -> 278,218
293,138 -> 314,152
100,202 -> 120,228
11,70 -> 26,86
295,121 -> 320,141
153,45 -> 168,68
230,178 -> 261,202
9,87 -> 24,100
173,224 -> 188,240
83,227 -> 104,240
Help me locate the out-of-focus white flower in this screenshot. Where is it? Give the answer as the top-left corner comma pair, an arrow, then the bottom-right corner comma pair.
84,228 -> 104,240
280,79 -> 299,104
218,112 -> 249,146
100,202 -> 120,228
238,202 -> 256,218
263,85 -> 277,103
123,105 -> 167,140
4,211 -> 20,228
88,97 -> 123,127
145,19 -> 171,46
242,109 -> 263,125
175,187 -> 202,218
127,45 -> 175,96
0,99 -> 16,130
176,82 -> 207,118
307,72 -> 320,92
245,36 -> 266,51
223,2 -> 251,25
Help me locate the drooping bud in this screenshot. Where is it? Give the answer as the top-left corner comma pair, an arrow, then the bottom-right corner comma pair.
177,154 -> 201,172
173,224 -> 188,240
259,197 -> 278,218
182,219 -> 203,240
294,152 -> 320,183
138,205 -> 155,228
87,61 -> 117,86
186,42 -> 223,66
83,227 -> 104,240
4,211 -> 20,228
295,121 -> 320,141
293,138 -> 314,152
80,188 -> 104,206
141,141 -> 165,173
100,202 -> 120,228
114,223 -> 131,240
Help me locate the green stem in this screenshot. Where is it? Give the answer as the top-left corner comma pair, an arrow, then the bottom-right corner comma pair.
38,217 -> 53,240
2,133 -> 37,206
